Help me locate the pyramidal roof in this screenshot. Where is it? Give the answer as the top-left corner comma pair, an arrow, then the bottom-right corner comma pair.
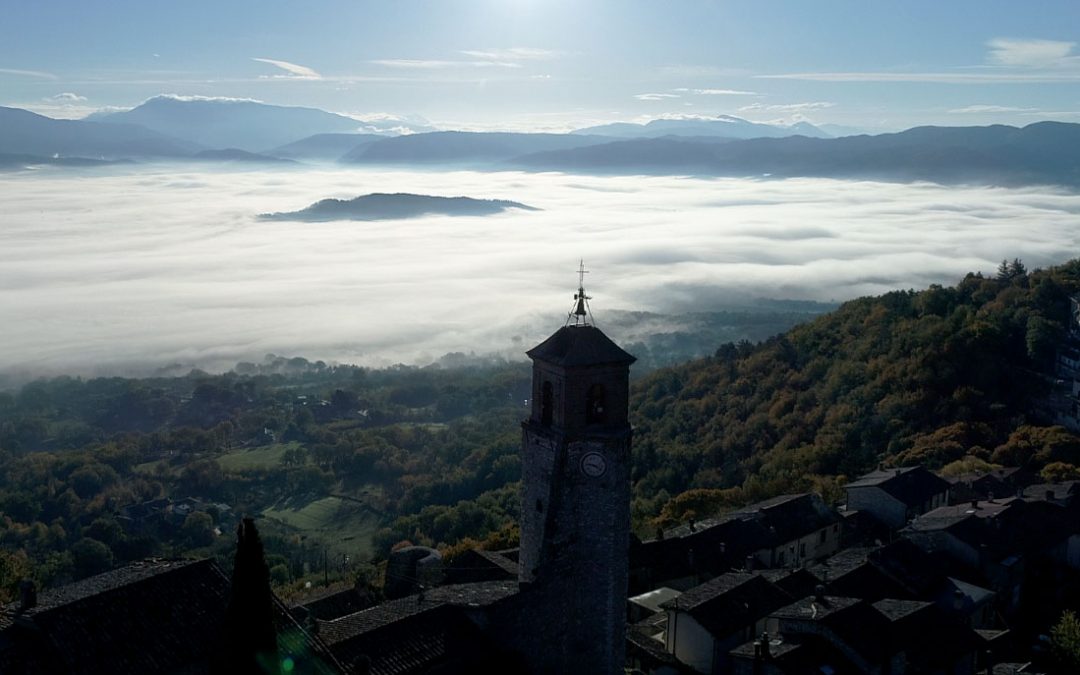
526,325 -> 636,367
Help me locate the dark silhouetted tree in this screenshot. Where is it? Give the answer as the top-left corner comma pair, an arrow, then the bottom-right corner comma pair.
216,518 -> 279,675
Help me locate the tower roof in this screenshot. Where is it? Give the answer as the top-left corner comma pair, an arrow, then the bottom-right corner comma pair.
526,325 -> 636,367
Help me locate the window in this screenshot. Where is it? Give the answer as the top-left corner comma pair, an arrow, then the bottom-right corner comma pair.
776,551 -> 785,566
819,529 -> 827,543
541,381 -> 553,426
586,383 -> 606,424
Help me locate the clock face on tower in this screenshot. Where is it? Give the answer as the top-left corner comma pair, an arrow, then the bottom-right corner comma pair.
580,451 -> 607,477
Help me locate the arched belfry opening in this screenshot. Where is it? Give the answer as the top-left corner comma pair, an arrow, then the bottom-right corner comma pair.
586,383 -> 606,424
540,381 -> 554,426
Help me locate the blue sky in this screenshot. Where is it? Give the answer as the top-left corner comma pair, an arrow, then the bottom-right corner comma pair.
3,0 -> 1079,131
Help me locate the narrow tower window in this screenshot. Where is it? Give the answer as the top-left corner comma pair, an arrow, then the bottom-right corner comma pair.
541,381 -> 553,426
586,383 -> 606,424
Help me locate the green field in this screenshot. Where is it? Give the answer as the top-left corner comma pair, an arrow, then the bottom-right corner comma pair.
261,494 -> 380,560
216,442 -> 298,472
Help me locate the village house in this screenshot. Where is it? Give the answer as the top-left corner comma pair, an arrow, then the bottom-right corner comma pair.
659,572 -> 793,674
844,466 -> 951,529
903,496 -> 1080,615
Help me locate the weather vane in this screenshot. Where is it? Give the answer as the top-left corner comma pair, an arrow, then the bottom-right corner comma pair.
567,259 -> 593,326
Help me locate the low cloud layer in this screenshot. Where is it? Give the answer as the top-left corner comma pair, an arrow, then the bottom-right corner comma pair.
2,167 -> 1079,379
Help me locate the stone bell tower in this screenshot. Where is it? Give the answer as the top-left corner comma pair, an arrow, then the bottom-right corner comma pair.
519,262 -> 635,675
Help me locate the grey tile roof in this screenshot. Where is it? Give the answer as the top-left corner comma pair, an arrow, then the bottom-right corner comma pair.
662,572 -> 794,639
526,325 -> 636,367
318,581 -> 518,646
0,558 -> 342,675
845,466 -> 950,507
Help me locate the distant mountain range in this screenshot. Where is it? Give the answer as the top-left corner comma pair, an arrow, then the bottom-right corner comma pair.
571,115 -> 832,140
2,98 -> 1079,188
0,106 -> 198,159
259,193 -> 539,222
267,133 -> 384,161
88,96 -> 363,152
509,122 -> 1080,187
340,131 -> 614,165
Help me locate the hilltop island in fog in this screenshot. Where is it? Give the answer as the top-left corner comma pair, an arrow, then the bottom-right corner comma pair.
259,192 -> 539,222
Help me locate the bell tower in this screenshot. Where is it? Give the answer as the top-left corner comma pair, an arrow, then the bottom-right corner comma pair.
519,262 -> 635,675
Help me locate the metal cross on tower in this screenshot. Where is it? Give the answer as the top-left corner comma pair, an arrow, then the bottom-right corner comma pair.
567,259 -> 593,326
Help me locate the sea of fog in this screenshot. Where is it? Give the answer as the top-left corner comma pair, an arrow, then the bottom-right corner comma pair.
2,164 -> 1080,380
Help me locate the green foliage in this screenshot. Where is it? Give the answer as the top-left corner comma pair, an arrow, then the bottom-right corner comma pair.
1051,610 -> 1080,672
71,537 -> 114,578
938,455 -> 998,478
631,260 -> 1080,520
992,426 -> 1080,467
182,511 -> 216,547
1041,462 -> 1080,482
0,549 -> 31,604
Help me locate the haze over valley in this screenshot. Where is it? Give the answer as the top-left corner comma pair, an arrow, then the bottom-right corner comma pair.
3,162 -> 1080,382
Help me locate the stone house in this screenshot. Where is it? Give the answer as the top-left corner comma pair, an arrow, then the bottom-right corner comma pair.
659,572 -> 793,674
845,466 -> 950,529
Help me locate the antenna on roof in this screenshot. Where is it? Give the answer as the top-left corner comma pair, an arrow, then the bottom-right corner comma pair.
567,259 -> 593,327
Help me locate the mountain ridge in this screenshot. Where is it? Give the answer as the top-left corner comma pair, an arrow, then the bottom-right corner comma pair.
93,96 -> 364,152
259,192 -> 539,222
572,114 -> 832,140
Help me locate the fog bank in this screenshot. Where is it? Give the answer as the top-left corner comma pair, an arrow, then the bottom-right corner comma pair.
2,165 -> 1078,379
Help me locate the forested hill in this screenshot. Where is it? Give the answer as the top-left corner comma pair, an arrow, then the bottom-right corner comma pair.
630,259 -> 1080,524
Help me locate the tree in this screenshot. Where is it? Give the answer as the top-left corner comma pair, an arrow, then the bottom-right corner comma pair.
216,518 -> 279,675
1051,610 -> 1080,672
71,538 -> 114,578
181,511 -> 215,547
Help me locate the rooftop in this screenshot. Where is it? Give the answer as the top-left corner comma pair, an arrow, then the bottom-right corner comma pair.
526,325 -> 636,367
845,466 -> 950,506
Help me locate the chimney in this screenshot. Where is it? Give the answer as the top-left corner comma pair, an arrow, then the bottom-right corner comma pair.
745,555 -> 755,571
760,631 -> 771,659
814,584 -> 826,602
1047,489 -> 1056,502
953,588 -> 965,612
970,499 -> 978,509
18,580 -> 36,613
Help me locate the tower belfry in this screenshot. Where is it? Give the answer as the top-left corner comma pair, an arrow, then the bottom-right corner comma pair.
519,265 -> 635,675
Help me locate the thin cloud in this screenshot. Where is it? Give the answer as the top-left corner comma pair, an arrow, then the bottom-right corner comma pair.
674,88 -> 757,96
370,59 -> 520,69
764,38 -> 1080,85
252,57 -> 322,79
48,92 -> 87,102
987,38 -> 1079,68
948,104 -> 1038,114
758,71 -> 1080,83
1019,110 -> 1080,118
0,67 -> 57,80
154,94 -> 263,103
739,101 -> 834,112
635,93 -> 680,101
460,47 -> 561,61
